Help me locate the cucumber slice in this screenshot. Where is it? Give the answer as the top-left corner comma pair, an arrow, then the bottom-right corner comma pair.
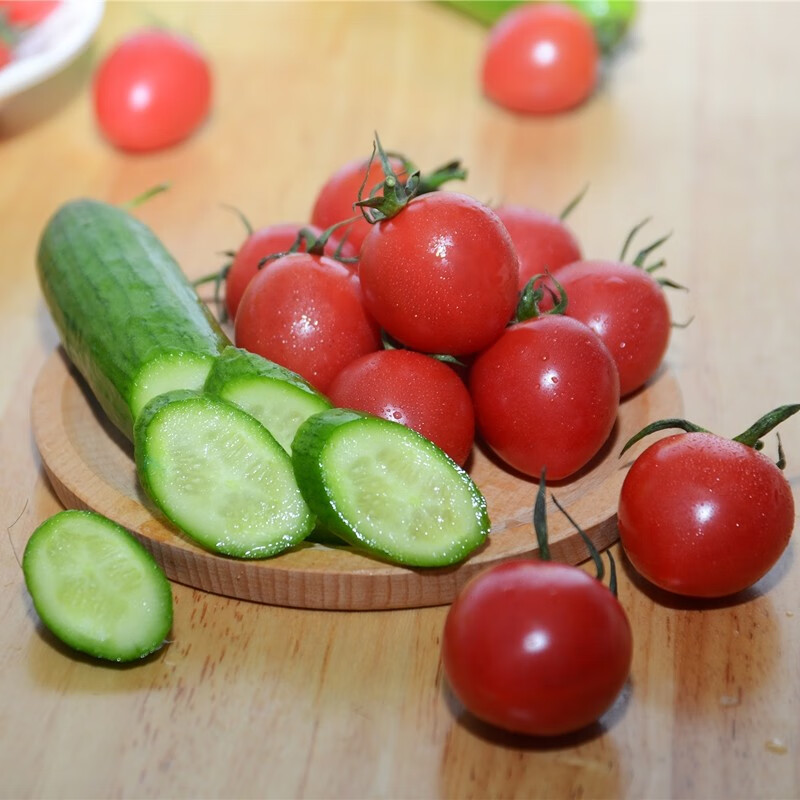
131,351 -> 217,420
22,510 -> 173,662
135,390 -> 315,558
292,409 -> 489,567
204,346 -> 332,453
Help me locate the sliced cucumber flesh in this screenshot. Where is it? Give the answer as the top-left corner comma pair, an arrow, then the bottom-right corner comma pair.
130,351 -> 216,420
135,391 -> 314,558
22,510 -> 173,662
219,376 -> 331,453
293,410 -> 489,567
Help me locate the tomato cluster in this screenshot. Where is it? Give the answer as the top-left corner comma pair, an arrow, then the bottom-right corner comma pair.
207,138 -> 796,738
219,140 -> 675,476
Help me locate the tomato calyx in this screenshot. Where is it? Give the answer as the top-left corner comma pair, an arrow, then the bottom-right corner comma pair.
355,134 -> 467,223
620,404 -> 800,466
123,182 -> 171,211
558,183 -> 590,222
619,217 -> 687,291
514,272 -> 568,322
533,469 -> 618,594
380,329 -> 467,367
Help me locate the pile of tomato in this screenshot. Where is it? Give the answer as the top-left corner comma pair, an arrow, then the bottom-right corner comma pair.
219,141 -> 671,481
207,138 -> 797,739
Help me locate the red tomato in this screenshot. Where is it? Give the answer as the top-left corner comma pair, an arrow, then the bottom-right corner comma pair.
482,3 -> 599,114
311,155 -> 405,253
93,29 -> 212,152
328,349 -> 475,466
554,259 -> 671,396
359,192 -> 520,356
0,0 -> 59,26
225,222 -> 358,321
234,253 -> 381,392
618,432 -> 795,597
0,42 -> 11,69
495,204 -> 582,289
470,314 -> 619,479
442,560 -> 633,736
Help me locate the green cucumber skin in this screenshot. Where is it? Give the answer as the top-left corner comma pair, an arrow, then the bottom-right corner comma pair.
205,346 -> 330,401
292,408 -> 490,567
23,509 -> 173,663
37,199 -> 230,439
134,389 -> 315,558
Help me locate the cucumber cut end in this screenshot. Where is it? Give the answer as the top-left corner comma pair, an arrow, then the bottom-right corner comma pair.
219,376 -> 332,453
295,411 -> 489,567
130,352 -> 216,421
135,391 -> 315,559
22,510 -> 173,663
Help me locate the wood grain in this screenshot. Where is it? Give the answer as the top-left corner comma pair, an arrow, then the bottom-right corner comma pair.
28,347 -> 682,609
1,2 -> 799,798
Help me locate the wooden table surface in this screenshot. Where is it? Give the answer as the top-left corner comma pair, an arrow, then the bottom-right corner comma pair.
2,2 -> 799,798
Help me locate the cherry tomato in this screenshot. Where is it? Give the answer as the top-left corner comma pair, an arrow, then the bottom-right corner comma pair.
482,3 -> 599,114
234,252 -> 381,392
311,155 -> 405,253
470,314 -> 619,479
495,204 -> 582,289
225,223 -> 357,321
93,29 -> 212,153
618,431 -> 795,598
359,191 -> 519,356
328,349 -> 475,466
553,259 -> 671,396
0,0 -> 59,27
442,560 -> 633,736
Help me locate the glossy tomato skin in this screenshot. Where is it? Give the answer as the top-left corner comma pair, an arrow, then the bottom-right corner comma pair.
618,433 -> 795,597
93,29 -> 211,152
470,314 -> 619,479
225,223 -> 358,321
442,560 -> 633,737
234,253 -> 381,392
495,205 -> 582,289
328,349 -> 475,466
555,259 -> 671,396
311,156 -> 405,253
482,3 -> 599,114
359,192 -> 520,356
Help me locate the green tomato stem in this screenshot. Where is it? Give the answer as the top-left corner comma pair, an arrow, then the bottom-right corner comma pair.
533,470 -> 551,562
619,418 -> 709,456
732,404 -> 800,449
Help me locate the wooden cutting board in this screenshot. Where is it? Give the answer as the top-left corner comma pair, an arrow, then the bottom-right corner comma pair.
30,348 -> 682,610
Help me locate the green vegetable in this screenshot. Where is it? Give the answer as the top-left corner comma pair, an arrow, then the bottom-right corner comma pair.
38,198 -> 314,560
23,510 -> 173,662
204,346 -> 332,453
292,408 -> 490,567
135,390 -> 315,558
442,0 -> 637,55
36,198 -> 229,440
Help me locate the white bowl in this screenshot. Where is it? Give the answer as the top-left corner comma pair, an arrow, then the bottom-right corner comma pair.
0,0 -> 105,104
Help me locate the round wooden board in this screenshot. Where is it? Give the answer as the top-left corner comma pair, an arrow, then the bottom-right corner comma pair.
30,348 -> 682,610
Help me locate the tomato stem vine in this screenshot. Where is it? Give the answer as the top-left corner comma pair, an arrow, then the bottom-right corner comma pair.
514,272 -> 568,322
355,133 -> 467,223
621,405 -> 800,467
559,183 -> 590,221
533,470 -> 617,594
